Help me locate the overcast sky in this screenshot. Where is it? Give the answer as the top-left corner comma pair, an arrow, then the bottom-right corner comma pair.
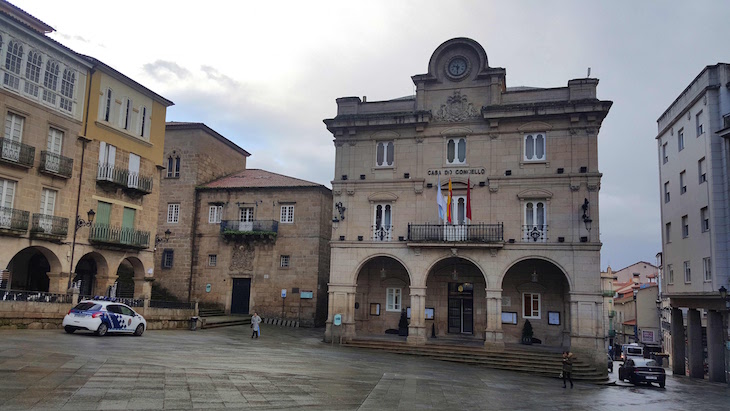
14,0 -> 729,271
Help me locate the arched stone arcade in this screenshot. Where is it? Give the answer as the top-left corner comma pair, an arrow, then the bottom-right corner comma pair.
5,246 -> 63,292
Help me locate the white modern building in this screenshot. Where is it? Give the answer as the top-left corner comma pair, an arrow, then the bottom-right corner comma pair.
656,63 -> 730,383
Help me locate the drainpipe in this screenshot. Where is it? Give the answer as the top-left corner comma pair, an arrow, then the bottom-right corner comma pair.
188,188 -> 200,302
67,68 -> 95,292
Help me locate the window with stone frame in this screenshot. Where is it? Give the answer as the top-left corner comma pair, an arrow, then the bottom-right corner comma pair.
161,249 -> 174,269
680,170 -> 686,194
167,203 -> 179,223
280,205 -> 294,223
209,205 -> 222,223
524,132 -> 546,161
376,141 -> 394,167
386,287 -> 401,312
682,215 -> 688,238
662,142 -> 668,164
522,292 -> 541,319
703,257 -> 711,282
665,222 -> 671,243
698,157 -> 706,183
103,88 -> 113,122
677,128 -> 684,151
701,207 -> 709,232
667,264 -> 674,284
696,111 -> 704,136
446,137 -> 466,164
166,156 -> 180,178
523,200 -> 547,242
683,261 -> 691,283
280,255 -> 290,268
208,254 -> 217,267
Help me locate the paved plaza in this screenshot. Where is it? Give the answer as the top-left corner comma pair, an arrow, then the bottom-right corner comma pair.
0,325 -> 728,410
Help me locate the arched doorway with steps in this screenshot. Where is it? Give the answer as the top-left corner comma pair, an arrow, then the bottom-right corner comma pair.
424,256 -> 487,341
6,246 -> 62,292
353,255 -> 411,337
501,257 -> 571,348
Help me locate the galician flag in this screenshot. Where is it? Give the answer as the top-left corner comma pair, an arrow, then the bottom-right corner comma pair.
447,178 -> 453,224
466,178 -> 472,224
436,174 -> 446,221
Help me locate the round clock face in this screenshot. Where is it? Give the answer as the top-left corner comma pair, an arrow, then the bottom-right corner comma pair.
448,57 -> 468,77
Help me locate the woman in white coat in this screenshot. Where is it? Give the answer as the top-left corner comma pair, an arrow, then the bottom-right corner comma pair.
251,312 -> 262,338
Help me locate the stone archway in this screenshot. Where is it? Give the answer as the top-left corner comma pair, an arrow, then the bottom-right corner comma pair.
424,256 -> 487,340
113,256 -> 146,298
73,252 -> 109,297
501,258 -> 571,347
353,256 -> 410,337
6,246 -> 62,292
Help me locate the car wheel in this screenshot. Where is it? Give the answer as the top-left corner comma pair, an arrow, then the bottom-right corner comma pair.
134,324 -> 144,336
96,323 -> 108,336
64,326 -> 75,334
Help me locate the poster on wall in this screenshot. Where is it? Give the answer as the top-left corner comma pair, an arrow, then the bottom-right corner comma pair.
501,312 -> 517,324
641,330 -> 655,343
548,311 -> 560,325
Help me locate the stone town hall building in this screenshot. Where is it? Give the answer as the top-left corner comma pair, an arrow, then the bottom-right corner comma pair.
324,38 -> 612,367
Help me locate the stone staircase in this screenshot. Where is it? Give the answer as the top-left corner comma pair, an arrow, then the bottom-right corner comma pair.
343,338 -> 607,382
199,307 -> 251,329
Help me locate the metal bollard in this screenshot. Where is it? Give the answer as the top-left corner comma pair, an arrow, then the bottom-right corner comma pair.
189,316 -> 198,331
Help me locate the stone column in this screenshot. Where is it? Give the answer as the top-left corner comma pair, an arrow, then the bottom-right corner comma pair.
46,272 -> 66,294
408,287 -> 427,345
670,307 -> 686,376
134,277 -> 153,300
707,310 -> 726,383
687,308 -> 703,378
96,275 -> 118,297
325,284 -> 356,343
484,289 -> 504,349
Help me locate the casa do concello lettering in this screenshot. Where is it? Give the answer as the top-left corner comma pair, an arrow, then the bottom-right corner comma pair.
427,168 -> 485,176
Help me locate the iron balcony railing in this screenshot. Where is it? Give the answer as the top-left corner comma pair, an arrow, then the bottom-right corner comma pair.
372,225 -> 393,241
221,220 -> 278,234
0,206 -> 29,232
522,224 -> 548,242
0,138 -> 35,168
89,223 -> 150,249
30,213 -> 68,237
40,151 -> 73,178
97,163 -> 153,194
408,223 -> 503,243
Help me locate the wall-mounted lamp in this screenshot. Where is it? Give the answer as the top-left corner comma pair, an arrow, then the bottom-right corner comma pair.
581,198 -> 592,232
380,266 -> 387,279
531,269 -> 538,283
76,209 -> 96,229
335,202 -> 346,221
720,286 -> 728,300
155,229 -> 172,247
451,267 -> 459,281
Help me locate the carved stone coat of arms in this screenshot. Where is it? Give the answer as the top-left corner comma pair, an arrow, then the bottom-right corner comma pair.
434,90 -> 479,122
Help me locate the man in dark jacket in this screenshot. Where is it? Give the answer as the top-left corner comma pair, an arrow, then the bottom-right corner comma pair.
562,351 -> 574,388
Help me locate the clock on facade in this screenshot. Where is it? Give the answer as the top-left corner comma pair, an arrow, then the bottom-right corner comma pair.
447,57 -> 468,78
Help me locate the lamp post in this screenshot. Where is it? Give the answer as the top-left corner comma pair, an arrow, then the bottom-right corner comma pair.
67,209 -> 96,291
154,229 -> 172,250
581,198 -> 592,232
633,285 -> 639,343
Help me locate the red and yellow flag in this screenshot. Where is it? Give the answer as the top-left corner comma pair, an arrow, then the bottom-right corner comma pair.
447,179 -> 453,224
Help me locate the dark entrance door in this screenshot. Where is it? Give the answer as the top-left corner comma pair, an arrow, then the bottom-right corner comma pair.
447,282 -> 474,334
231,278 -> 251,314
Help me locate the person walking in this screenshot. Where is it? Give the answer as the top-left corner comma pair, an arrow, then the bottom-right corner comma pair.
562,351 -> 574,388
251,312 -> 262,339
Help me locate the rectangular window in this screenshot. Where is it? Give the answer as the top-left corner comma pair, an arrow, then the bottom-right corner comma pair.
664,182 -> 670,203
280,255 -> 290,268
167,204 -> 180,223
162,249 -> 174,269
698,157 -> 706,183
683,261 -> 691,283
208,254 -> 217,267
667,264 -> 674,284
376,141 -> 394,167
447,137 -> 467,164
680,171 -> 686,194
703,257 -> 711,282
386,288 -> 402,312
3,113 -> 25,163
524,133 -> 546,161
677,129 -> 684,151
701,207 -> 709,232
122,98 -> 132,130
665,222 -> 671,243
662,142 -> 668,164
522,292 -> 541,319
682,215 -> 688,238
104,88 -> 112,122
280,205 -> 294,223
208,205 -> 222,223
696,111 -> 704,136
239,207 -> 254,222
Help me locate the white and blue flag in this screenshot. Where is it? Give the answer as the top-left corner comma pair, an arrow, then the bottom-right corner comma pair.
436,174 -> 447,221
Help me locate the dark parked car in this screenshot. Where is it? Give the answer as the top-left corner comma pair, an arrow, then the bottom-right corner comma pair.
618,358 -> 665,387
608,354 -> 613,373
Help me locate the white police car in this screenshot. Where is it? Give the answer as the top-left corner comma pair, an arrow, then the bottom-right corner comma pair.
62,298 -> 146,336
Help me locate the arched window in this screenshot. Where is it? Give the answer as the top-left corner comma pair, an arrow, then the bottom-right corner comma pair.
524,133 -> 547,161
524,201 -> 547,242
166,156 -> 180,178
4,40 -> 23,90
23,51 -> 42,97
42,60 -> 59,104
59,69 -> 75,112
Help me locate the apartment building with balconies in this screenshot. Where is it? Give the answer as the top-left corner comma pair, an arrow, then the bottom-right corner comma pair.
324,38 -> 612,368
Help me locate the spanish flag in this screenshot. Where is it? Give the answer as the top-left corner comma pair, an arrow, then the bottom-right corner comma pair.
447,178 -> 453,224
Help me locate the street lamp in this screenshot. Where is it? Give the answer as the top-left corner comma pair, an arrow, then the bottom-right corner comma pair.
155,229 -> 172,248
632,285 -> 639,342
581,198 -> 592,232
76,209 -> 96,229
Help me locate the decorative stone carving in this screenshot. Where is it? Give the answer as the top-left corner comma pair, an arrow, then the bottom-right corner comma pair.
490,249 -> 497,257
347,187 -> 355,196
587,184 -> 599,191
333,188 -> 342,196
434,91 -> 479,122
230,243 -> 255,271
570,184 -> 581,192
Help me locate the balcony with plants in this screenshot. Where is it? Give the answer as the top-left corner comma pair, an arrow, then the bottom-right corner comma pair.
220,220 -> 278,242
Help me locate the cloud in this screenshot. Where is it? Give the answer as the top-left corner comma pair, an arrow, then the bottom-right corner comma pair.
142,60 -> 191,83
